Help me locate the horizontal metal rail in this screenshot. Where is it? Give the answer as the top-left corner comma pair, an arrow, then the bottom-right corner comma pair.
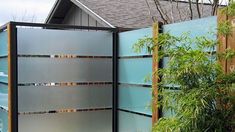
19,107 -> 112,115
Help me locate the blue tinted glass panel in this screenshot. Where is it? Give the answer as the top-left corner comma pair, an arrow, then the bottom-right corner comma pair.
0,84 -> 7,108
0,58 -> 8,83
0,31 -> 7,56
163,16 -> 217,39
163,16 -> 217,51
0,84 -> 7,94
118,85 -> 152,115
0,109 -> 8,132
118,110 -> 152,132
119,28 -> 152,57
118,58 -> 152,85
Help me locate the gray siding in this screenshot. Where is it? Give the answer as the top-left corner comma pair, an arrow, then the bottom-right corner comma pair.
62,5 -> 104,27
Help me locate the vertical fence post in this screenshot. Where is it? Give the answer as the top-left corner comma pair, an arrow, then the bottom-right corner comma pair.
227,14 -> 235,73
217,9 -> 228,73
113,28 -> 118,132
7,22 -> 18,132
152,22 -> 159,125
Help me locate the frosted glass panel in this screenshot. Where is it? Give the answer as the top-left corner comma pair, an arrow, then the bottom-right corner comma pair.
119,28 -> 152,56
118,111 -> 152,132
161,90 -> 178,118
0,31 -> 7,56
0,58 -> 7,73
0,83 -> 7,109
118,85 -> 151,115
163,16 -> 217,51
18,85 -> 112,112
17,27 -> 113,131
0,84 -> 8,94
0,92 -> 7,109
17,28 -> 112,56
19,110 -> 112,132
0,31 -> 8,132
0,109 -> 8,132
0,58 -> 8,83
18,58 -> 112,83
163,16 -> 217,39
119,58 -> 152,85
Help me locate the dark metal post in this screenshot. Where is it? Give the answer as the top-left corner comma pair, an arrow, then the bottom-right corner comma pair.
112,28 -> 118,132
158,22 -> 163,118
8,22 -> 18,132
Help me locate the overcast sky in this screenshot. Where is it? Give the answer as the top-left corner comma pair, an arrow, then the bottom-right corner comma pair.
0,0 -> 56,26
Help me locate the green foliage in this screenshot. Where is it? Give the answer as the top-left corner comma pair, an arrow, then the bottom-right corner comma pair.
132,36 -> 154,54
133,4 -> 235,132
217,21 -> 232,36
221,2 -> 235,16
219,48 -> 235,60
133,32 -> 235,131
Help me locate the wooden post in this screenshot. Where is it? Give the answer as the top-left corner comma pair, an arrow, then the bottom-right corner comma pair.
218,9 -> 235,73
7,23 -> 18,132
227,15 -> 235,73
217,9 -> 228,73
217,8 -> 235,118
152,22 -> 159,125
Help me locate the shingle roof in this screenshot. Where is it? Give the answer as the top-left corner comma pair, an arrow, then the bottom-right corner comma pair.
47,0 -> 215,28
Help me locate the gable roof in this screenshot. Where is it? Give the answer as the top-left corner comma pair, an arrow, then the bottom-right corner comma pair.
46,0 -> 215,28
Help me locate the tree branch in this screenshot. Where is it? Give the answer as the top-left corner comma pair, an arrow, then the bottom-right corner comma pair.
153,0 -> 171,24
176,0 -> 183,22
196,0 -> 201,18
145,0 -> 157,22
170,0 -> 175,23
188,0 -> 193,20
212,0 -> 219,15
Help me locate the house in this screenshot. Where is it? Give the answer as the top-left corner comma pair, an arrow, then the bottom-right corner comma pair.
46,0 -> 214,28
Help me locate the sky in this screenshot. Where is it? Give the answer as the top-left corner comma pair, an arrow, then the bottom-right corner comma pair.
0,0 -> 56,26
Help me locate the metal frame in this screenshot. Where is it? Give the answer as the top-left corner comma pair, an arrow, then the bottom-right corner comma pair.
0,21 -> 163,132
158,22 -> 164,118
7,21 -> 117,31
112,28 -> 119,132
0,21 -> 118,132
0,21 -> 155,132
7,22 -> 18,132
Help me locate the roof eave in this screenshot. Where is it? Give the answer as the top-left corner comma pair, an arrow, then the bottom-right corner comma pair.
71,0 -> 115,28
45,0 -> 61,24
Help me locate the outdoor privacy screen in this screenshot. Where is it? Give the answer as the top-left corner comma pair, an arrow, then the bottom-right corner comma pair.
0,22 -> 116,132
0,16 -> 217,132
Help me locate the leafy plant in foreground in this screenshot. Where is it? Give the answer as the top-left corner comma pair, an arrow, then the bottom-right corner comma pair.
134,30 -> 235,131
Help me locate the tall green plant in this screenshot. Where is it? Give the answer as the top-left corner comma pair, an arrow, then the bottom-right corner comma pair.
133,4 -> 235,131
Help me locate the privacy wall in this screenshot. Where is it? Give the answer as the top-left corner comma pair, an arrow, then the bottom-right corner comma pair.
0,16 -> 218,132
17,28 -> 113,132
118,28 -> 152,131
161,16 -> 217,117
117,16 -> 217,131
0,23 -> 114,132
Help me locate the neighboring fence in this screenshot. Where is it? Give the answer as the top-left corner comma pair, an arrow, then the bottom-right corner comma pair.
117,16 -> 218,131
118,28 -> 153,131
161,16 -> 217,117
